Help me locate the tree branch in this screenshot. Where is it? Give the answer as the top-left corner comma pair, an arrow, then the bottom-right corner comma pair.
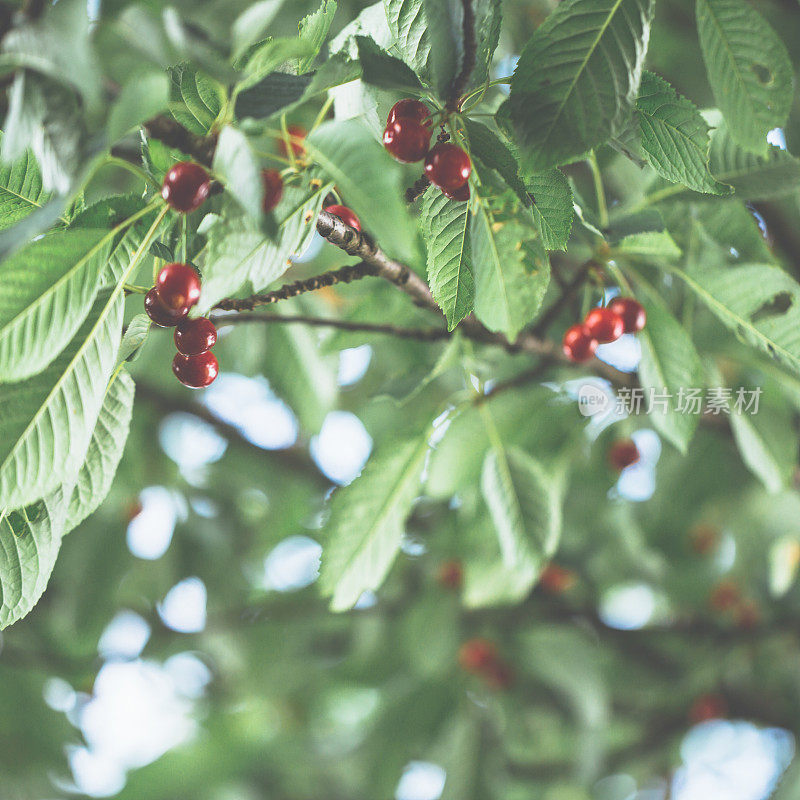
213,262 -> 381,312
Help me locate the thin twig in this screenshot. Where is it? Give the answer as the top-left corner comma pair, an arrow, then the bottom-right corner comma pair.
531,259 -> 596,337
213,262 -> 381,312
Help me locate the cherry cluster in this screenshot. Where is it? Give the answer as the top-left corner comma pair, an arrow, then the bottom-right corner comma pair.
383,99 -> 472,201
145,162 -> 219,388
458,638 -> 514,690
562,297 -> 646,363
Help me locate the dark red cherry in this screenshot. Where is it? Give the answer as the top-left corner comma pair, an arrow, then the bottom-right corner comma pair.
278,125 -> 307,158
608,439 -> 640,471
144,287 -> 188,327
156,263 -> 201,312
562,324 -> 597,363
388,98 -> 431,126
584,307 -> 624,344
443,182 -> 471,202
161,162 -> 211,213
324,204 -> 361,231
174,317 -> 217,356
383,118 -> 432,163
607,297 -> 646,334
172,351 -> 219,388
261,168 -> 284,213
424,143 -> 472,192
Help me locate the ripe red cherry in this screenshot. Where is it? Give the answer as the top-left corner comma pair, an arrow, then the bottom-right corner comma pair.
172,351 -> 219,388
539,564 -> 577,594
278,125 -> 307,158
689,693 -> 727,725
562,324 -> 597,363
608,439 -> 640,471
161,162 -> 211,213
436,560 -> 463,590
608,297 -> 646,334
443,182 -> 471,202
424,143 -> 472,192
261,168 -> 284,213
383,118 -> 432,163
144,287 -> 188,327
174,317 -> 217,356
388,98 -> 431,126
156,263 -> 201,312
584,307 -> 624,344
458,638 -> 497,674
325,204 -> 361,231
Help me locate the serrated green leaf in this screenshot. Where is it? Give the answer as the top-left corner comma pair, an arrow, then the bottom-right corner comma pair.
320,434 -> 429,611
472,0 -> 502,87
197,177 -> 330,312
0,139 -> 52,233
297,0 -> 337,73
213,126 -> 263,221
421,0 -> 462,98
0,229 -> 111,382
66,370 -> 135,530
307,119 -> 417,262
636,71 -> 730,195
107,73 -> 170,144
420,187 -> 474,330
168,64 -> 225,135
384,0 -> 432,85
471,212 -> 549,341
118,315 -> 151,363
637,300 -> 703,453
463,118 -> 530,206
355,35 -> 422,91
505,0 -> 655,173
231,0 -> 284,59
709,123 -> 800,200
696,0 -> 793,155
615,230 -> 682,260
235,72 -> 313,120
527,169 -> 574,251
0,488 -> 68,630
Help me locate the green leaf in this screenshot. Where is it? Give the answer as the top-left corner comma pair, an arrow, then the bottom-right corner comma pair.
0,139 -> 52,233
107,73 -> 170,144
235,72 -> 313,120
421,0 -> 463,98
471,212 -> 549,341
615,230 -> 682,260
0,488 -> 68,630
709,123 -> 800,200
505,0 -> 655,173
320,434 -> 429,611
118,315 -> 151,364
0,229 -> 111,382
231,0 -> 284,59
420,187 -> 474,330
636,71 -> 730,195
197,177 -> 330,312
355,35 -> 423,91
307,119 -> 417,262
384,0 -> 433,86
213,126 -> 263,221
463,118 -> 530,206
471,0 -> 502,87
297,0 -> 337,73
481,446 -> 562,571
729,401 -> 795,494
168,64 -> 225,135
637,300 -> 703,453
66,371 -> 135,531
696,0 -> 793,155
527,169 -> 574,251
0,293 -> 123,511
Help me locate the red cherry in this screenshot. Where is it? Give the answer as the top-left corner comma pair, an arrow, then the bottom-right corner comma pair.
539,564 -> 577,594
156,263 -> 201,312
607,297 -> 646,334
608,439 -> 640,471
172,351 -> 219,388
161,162 -> 211,213
261,168 -> 284,213
144,287 -> 188,327
562,324 -> 597,363
584,307 -> 624,344
424,143 -> 472,192
174,317 -> 218,356
689,693 -> 728,724
324,204 -> 361,232
383,118 -> 432,163
388,99 -> 431,126
458,639 -> 498,674
443,182 -> 471,202
709,580 -> 740,612
436,560 -> 463,590
278,125 -> 307,158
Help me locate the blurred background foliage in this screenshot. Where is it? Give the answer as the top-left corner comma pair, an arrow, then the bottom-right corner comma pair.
1,0 -> 800,799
